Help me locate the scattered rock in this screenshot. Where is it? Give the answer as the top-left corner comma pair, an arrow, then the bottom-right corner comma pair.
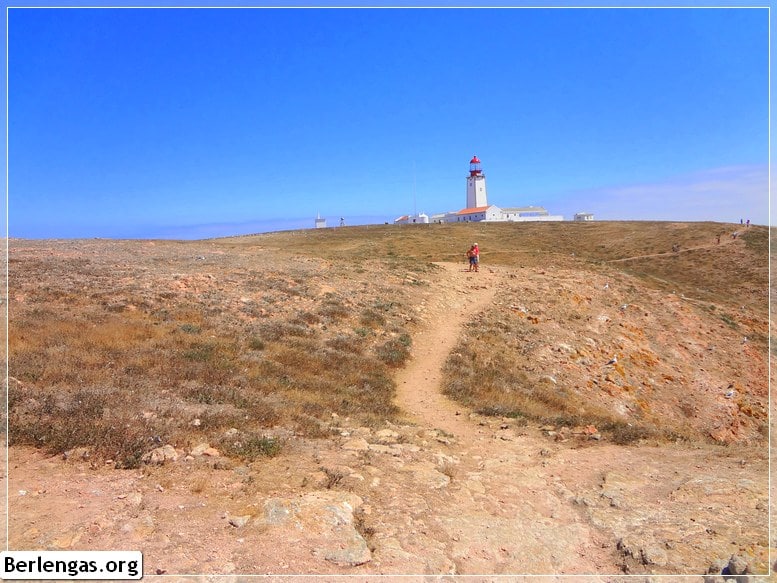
707,559 -> 728,574
375,429 -> 400,444
403,462 -> 451,489
641,545 -> 668,566
318,533 -> 372,566
62,447 -> 90,461
228,515 -> 250,528
726,554 -> 751,575
342,438 -> 370,451
260,491 -> 371,566
142,445 -> 179,464
190,443 -> 211,456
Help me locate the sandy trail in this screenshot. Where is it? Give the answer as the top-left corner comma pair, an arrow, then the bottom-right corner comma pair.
606,236 -> 736,263
394,261 -> 498,440
390,261 -> 619,575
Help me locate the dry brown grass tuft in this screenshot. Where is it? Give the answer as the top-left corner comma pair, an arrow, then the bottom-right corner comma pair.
9,383 -> 169,468
217,431 -> 282,461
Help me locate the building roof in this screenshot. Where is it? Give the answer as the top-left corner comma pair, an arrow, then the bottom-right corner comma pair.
456,205 -> 497,215
394,215 -> 409,222
501,206 -> 549,213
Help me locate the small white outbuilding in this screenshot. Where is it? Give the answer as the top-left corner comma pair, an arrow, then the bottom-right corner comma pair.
394,213 -> 429,225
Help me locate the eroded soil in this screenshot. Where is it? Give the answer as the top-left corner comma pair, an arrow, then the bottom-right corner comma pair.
6,254 -> 771,579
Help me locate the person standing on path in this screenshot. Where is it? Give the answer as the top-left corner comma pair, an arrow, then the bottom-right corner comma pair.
466,243 -> 480,272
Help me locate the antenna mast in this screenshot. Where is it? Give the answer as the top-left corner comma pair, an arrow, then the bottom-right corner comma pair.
413,160 -> 417,217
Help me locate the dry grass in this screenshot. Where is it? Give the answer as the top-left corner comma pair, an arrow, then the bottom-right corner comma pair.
8,221 -> 767,460
9,238 -> 416,465
438,225 -> 768,445
441,323 -> 693,445
246,221 -> 767,309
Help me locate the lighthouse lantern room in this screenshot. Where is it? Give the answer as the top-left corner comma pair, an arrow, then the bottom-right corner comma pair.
466,155 -> 488,209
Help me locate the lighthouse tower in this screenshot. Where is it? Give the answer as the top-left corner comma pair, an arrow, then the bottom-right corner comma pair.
466,155 -> 488,209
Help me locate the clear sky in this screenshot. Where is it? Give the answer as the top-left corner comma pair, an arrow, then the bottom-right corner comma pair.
6,5 -> 770,239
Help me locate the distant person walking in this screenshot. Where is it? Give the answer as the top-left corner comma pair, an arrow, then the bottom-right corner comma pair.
746,219 -> 750,228
466,243 -> 480,272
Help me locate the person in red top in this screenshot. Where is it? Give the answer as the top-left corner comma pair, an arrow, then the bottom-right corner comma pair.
466,243 -> 480,272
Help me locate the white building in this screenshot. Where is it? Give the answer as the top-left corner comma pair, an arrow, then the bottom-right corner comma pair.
394,212 -> 430,225
446,205 -> 503,223
399,155 -> 564,226
441,156 -> 563,223
501,206 -> 564,222
315,214 -> 327,228
574,212 -> 594,221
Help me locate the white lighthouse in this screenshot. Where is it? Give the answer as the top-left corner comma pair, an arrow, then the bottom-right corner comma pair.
466,155 -> 488,209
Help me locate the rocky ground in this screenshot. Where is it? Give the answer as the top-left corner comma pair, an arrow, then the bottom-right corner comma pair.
5,230 -> 772,580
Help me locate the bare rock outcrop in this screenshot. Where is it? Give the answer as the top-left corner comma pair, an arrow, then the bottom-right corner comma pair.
259,491 -> 371,567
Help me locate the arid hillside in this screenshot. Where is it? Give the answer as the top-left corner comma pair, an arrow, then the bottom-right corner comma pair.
226,220 -> 770,444
5,220 -> 772,578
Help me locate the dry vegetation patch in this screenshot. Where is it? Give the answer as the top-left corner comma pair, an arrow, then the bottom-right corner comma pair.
8,221 -> 767,465
440,251 -> 767,445
9,238 -> 423,465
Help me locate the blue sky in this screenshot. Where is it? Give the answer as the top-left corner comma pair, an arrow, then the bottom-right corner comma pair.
7,5 -> 770,239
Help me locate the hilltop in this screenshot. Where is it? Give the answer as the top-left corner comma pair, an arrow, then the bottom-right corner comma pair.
6,221 -> 771,577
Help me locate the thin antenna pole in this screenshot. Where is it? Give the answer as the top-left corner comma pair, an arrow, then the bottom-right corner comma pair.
413,160 -> 417,217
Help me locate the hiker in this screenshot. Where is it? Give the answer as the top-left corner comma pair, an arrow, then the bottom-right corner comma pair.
466,243 -> 480,272
746,219 -> 750,228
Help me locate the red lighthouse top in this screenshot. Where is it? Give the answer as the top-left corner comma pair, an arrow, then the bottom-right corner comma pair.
469,155 -> 482,177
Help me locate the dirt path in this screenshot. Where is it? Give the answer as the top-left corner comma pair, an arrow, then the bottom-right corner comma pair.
388,262 -> 619,575
606,236 -> 736,263
394,262 -> 498,439
383,260 -> 768,577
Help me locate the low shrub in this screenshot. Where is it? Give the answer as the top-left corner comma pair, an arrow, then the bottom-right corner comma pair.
375,336 -> 412,367
218,433 -> 282,461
